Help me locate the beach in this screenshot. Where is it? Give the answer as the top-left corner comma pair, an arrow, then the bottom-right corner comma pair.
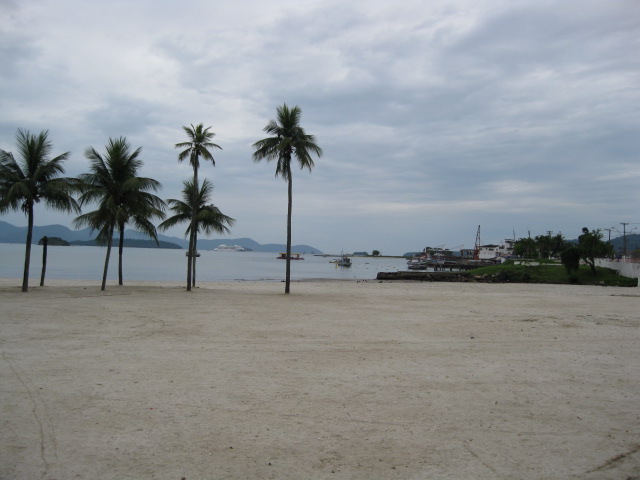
1,278 -> 638,479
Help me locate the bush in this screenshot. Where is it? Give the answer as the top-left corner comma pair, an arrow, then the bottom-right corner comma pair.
469,262 -> 637,287
560,246 -> 581,275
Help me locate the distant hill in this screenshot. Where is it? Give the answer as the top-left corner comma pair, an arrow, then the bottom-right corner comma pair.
70,239 -> 182,249
569,233 -> 640,255
112,228 -> 322,253
0,221 -> 96,243
609,233 -> 640,255
0,221 -> 323,254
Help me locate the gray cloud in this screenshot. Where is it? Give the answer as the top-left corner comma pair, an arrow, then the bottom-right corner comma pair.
0,0 -> 638,254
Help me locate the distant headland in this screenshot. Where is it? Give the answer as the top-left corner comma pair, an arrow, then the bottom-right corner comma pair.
0,221 -> 323,254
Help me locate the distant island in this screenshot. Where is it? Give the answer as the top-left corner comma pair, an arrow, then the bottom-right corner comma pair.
38,236 -> 70,246
0,220 -> 324,254
35,234 -> 181,249
70,239 -> 182,249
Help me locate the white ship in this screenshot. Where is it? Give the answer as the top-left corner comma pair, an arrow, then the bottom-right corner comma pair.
213,244 -> 247,252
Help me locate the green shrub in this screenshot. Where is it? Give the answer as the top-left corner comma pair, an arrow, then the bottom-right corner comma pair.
469,263 -> 636,287
560,247 -> 581,275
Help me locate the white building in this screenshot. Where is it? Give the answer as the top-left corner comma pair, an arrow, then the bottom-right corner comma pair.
478,239 -> 515,260
478,244 -> 500,260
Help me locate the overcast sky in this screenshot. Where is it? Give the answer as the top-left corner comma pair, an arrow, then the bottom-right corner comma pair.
1,0 -> 638,255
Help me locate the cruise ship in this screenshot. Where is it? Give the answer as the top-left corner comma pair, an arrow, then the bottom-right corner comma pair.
213,244 -> 247,252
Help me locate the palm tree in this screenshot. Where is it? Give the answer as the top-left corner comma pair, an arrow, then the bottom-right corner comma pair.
74,137 -> 165,290
159,178 -> 234,286
175,124 -> 222,291
0,129 -> 80,292
252,104 -> 323,294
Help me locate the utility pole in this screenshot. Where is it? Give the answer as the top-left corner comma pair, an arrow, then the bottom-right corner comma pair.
621,222 -> 629,257
603,227 -> 613,243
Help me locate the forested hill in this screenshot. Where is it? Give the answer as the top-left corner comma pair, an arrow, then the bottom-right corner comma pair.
0,221 -> 323,254
609,233 -> 640,254
70,239 -> 182,249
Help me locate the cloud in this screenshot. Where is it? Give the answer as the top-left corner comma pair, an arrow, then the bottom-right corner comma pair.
0,0 -> 638,254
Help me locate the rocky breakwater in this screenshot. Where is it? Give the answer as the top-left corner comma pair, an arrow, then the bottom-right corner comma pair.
376,271 -> 529,283
377,271 -> 475,282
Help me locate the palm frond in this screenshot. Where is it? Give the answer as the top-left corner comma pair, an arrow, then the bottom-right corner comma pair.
0,129 -> 76,215
175,123 -> 222,167
158,178 -> 233,237
252,104 -> 322,180
74,136 -> 165,248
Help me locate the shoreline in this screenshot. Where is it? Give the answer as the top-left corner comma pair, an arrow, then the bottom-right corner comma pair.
0,276 -> 359,290
2,274 -> 638,290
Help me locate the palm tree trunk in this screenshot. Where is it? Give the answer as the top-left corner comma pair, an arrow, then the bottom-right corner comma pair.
285,175 -> 293,294
192,230 -> 198,287
187,164 -> 198,291
186,228 -> 194,291
22,203 -> 34,292
118,222 -> 125,286
40,236 -> 48,287
102,224 -> 114,291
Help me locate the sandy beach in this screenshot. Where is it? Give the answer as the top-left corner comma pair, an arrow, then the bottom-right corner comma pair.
0,278 -> 638,479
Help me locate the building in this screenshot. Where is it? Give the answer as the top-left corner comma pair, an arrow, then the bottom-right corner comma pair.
478,239 -> 515,261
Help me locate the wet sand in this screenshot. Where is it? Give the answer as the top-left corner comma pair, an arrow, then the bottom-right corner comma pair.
1,278 -> 639,479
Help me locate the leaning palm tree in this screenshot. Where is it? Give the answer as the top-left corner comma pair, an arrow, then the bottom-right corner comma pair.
0,129 -> 80,292
175,124 -> 222,291
159,178 -> 234,287
252,104 -> 322,294
74,137 -> 165,290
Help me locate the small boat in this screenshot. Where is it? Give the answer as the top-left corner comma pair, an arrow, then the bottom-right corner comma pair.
277,252 -> 304,260
407,258 -> 428,270
185,250 -> 201,257
337,254 -> 351,267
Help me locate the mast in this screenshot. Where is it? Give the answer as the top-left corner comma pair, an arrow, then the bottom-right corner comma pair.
473,225 -> 481,260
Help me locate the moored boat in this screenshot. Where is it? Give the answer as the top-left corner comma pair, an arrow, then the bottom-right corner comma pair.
337,254 -> 351,267
277,252 -> 304,260
407,259 -> 428,270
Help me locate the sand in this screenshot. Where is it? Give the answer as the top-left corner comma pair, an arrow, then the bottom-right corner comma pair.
0,278 -> 639,479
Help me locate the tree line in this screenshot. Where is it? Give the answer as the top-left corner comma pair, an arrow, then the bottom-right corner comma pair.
512,229 -> 614,276
0,103 -> 322,293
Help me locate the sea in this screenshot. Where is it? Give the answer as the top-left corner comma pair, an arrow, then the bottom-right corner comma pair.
0,243 -> 409,283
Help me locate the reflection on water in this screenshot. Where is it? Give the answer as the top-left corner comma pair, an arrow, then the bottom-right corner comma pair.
0,244 -> 408,282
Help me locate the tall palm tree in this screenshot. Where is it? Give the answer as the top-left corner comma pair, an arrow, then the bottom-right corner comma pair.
159,178 -> 234,287
252,104 -> 323,294
74,137 -> 165,290
175,124 -> 222,291
0,129 -> 80,292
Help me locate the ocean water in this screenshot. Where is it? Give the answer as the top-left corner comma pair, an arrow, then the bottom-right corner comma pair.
0,243 -> 409,282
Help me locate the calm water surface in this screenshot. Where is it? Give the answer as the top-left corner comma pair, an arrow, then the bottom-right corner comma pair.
0,243 -> 408,282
